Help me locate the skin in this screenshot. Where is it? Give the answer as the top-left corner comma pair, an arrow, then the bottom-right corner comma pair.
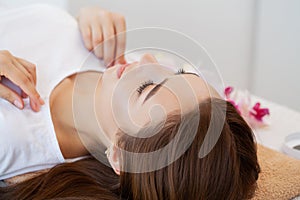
50,54 -> 221,159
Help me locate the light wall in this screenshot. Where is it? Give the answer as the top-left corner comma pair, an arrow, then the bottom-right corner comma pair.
251,0 -> 300,111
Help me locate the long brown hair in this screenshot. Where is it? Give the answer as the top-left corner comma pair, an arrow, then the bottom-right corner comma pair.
0,98 -> 260,200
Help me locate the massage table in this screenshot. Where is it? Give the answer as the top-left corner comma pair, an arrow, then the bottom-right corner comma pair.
249,95 -> 300,200
252,95 -> 300,154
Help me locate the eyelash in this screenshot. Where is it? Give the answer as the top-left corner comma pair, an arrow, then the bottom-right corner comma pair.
176,68 -> 186,74
137,80 -> 154,94
136,68 -> 186,94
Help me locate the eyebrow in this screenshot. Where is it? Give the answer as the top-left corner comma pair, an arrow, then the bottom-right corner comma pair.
142,72 -> 199,104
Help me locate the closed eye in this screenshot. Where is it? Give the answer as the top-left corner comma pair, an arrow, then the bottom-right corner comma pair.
176,68 -> 186,74
137,80 -> 154,95
142,70 -> 199,103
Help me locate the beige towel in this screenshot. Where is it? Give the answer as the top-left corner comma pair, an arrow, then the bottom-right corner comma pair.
253,145 -> 300,200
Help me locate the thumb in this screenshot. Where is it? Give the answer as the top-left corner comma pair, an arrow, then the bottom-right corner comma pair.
0,84 -> 24,109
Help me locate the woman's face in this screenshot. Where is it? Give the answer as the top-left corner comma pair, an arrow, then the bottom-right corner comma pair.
95,54 -> 220,142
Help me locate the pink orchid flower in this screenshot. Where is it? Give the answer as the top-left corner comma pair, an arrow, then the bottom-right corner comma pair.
250,102 -> 270,121
224,86 -> 270,128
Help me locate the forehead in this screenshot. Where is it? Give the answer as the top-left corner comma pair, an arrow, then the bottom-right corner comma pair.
146,74 -> 217,104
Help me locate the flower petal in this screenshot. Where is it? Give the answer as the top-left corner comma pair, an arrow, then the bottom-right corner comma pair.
250,102 -> 270,121
224,86 -> 233,99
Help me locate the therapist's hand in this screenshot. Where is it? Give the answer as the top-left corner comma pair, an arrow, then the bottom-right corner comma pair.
0,50 -> 44,112
77,6 -> 127,67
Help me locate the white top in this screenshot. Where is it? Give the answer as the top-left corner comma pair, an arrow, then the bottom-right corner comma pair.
0,4 -> 105,180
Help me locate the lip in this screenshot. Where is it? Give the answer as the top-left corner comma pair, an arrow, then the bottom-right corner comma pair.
117,62 -> 138,79
117,63 -> 130,79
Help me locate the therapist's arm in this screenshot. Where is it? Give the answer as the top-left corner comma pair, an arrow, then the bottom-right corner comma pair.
0,50 -> 44,112
77,6 -> 127,67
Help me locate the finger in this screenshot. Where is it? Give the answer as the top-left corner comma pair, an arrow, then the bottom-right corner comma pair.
16,57 -> 37,85
21,91 -> 28,98
29,96 -> 40,112
113,14 -> 126,65
102,20 -> 116,67
0,83 -> 24,109
91,22 -> 104,59
4,64 -> 44,107
12,59 -> 35,86
79,22 -> 93,51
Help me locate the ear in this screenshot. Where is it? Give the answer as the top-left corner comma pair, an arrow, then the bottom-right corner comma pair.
106,145 -> 121,175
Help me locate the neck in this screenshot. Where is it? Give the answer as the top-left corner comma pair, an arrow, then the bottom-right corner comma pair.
50,71 -> 110,159
71,71 -> 112,148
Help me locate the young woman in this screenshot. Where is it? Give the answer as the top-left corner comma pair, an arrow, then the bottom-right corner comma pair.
0,4 -> 260,199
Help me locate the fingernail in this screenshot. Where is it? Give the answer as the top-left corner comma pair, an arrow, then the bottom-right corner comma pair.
14,100 -> 23,109
35,102 -> 40,112
39,97 -> 45,105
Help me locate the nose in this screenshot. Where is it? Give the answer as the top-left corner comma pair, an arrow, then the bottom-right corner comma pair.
139,53 -> 159,65
119,54 -> 159,78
